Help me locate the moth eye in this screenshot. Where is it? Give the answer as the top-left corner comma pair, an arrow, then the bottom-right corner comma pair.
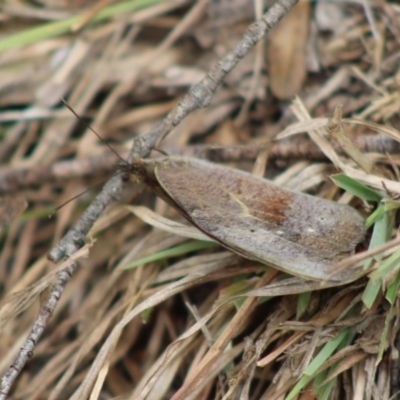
250,229 -> 255,233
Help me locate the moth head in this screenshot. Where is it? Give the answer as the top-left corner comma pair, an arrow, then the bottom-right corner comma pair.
116,158 -> 143,183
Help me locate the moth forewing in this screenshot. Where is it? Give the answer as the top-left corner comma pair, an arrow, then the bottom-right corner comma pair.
131,156 -> 365,283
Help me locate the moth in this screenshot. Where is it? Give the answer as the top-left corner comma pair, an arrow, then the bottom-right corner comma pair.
126,156 -> 366,283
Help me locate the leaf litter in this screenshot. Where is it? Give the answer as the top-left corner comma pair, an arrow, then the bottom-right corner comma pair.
1,0 -> 400,399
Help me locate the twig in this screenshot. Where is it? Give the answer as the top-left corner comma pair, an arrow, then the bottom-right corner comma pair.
1,134 -> 400,195
188,134 -> 400,164
0,152 -> 122,194
0,0 -> 299,397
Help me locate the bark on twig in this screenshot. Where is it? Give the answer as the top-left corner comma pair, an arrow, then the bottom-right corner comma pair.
0,134 -> 399,195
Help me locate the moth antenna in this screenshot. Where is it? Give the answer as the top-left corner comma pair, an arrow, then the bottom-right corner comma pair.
52,101 -> 130,215
49,177 -> 114,217
62,99 -> 130,166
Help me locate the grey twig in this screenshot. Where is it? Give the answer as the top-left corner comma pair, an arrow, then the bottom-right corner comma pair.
0,152 -> 123,195
0,0 -> 299,396
186,134 -> 400,164
0,134 -> 399,195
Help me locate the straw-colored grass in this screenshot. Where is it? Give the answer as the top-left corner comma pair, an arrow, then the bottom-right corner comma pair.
1,0 -> 400,399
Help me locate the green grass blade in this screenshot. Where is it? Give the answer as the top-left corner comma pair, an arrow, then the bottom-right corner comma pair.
364,208 -> 392,268
123,240 -> 217,270
376,271 -> 400,364
368,248 -> 400,281
362,279 -> 382,309
331,174 -> 383,201
286,328 -> 352,400
386,269 -> 400,305
0,0 -> 164,52
296,291 -> 312,319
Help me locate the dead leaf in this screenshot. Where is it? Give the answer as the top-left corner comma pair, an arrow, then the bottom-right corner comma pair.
268,0 -> 310,99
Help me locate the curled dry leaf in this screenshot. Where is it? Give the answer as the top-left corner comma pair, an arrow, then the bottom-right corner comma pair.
268,0 -> 310,99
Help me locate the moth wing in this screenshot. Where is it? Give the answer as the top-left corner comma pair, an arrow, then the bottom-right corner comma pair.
155,158 -> 363,283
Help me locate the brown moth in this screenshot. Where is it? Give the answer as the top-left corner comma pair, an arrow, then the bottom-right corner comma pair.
127,156 -> 365,283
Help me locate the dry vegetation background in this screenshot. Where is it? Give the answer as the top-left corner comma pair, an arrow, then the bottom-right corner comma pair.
1,0 -> 400,399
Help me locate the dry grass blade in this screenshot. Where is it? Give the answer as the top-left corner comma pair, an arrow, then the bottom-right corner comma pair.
0,244 -> 92,330
126,205 -> 211,241
2,0 -> 400,399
